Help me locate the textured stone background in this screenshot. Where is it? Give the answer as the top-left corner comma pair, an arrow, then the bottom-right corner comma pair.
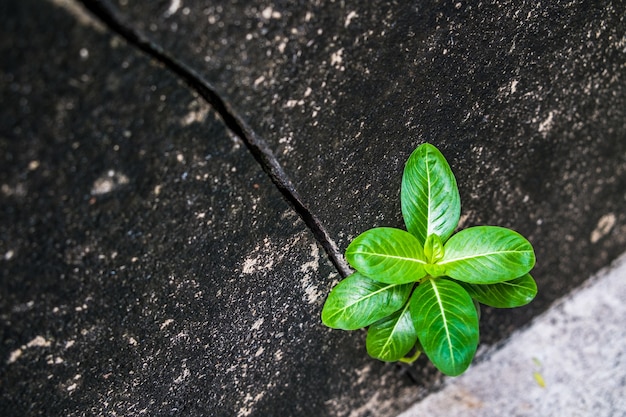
1,1 -> 624,416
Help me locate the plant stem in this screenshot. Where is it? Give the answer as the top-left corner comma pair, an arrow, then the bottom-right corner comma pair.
399,350 -> 421,364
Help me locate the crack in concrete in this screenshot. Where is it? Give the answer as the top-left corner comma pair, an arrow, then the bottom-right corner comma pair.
73,0 -> 352,278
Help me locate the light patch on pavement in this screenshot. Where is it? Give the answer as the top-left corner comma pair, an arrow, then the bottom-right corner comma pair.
91,170 -> 130,195
398,252 -> 626,417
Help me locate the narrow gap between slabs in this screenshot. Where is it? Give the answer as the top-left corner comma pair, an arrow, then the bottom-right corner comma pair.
73,0 -> 352,277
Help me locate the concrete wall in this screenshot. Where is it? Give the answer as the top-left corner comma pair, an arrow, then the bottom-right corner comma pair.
1,1 -> 624,416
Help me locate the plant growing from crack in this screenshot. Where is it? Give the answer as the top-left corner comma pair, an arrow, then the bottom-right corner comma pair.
321,143 -> 537,376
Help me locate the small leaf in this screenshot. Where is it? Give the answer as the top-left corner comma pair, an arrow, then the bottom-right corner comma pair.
401,143 -> 461,245
410,278 -> 479,376
366,301 -> 417,362
440,226 -> 536,284
322,272 -> 413,330
458,274 -> 538,308
424,263 -> 446,277
345,227 -> 427,284
424,234 -> 445,264
533,372 -> 547,388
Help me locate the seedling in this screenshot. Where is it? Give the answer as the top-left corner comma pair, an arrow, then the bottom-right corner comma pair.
322,143 -> 536,376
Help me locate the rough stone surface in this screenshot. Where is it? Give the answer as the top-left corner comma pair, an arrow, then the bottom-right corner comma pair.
107,0 -> 626,338
1,1 -> 625,417
0,2 -> 420,416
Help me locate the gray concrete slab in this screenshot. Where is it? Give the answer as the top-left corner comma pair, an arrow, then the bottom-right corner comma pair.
397,252 -> 626,417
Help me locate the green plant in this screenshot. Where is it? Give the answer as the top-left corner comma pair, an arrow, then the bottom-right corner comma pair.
321,143 -> 536,376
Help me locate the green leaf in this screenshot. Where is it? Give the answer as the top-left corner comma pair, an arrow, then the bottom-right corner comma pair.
322,272 -> 413,330
345,228 -> 427,284
401,143 -> 461,245
458,273 -> 538,308
424,263 -> 446,277
410,278 -> 479,376
440,226 -> 536,284
424,234 -> 445,264
366,301 -> 417,362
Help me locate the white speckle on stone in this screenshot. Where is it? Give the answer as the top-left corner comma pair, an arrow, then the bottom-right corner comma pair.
127,336 -> 138,346
174,362 -> 190,384
27,336 -> 51,348
510,79 -> 519,94
28,160 -> 40,171
4,250 -> 15,260
538,111 -> 555,134
254,347 -> 264,357
277,39 -> 287,53
330,48 -> 344,69
160,319 -> 174,330
65,340 -> 75,349
1,183 -> 27,197
253,76 -> 265,87
250,318 -> 264,331
274,349 -> 283,361
91,170 -> 129,195
181,100 -> 210,125
7,348 -> 23,364
164,0 -> 181,17
261,6 -> 281,20
591,213 -> 616,243
300,243 -> 320,273
241,239 -> 277,275
242,257 -> 259,274
355,364 -> 372,385
79,48 -> 89,59
67,383 -> 77,392
237,391 -> 267,417
345,11 -> 358,27
300,244 -> 322,304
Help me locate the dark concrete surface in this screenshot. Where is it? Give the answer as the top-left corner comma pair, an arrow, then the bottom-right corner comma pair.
102,0 -> 626,333
1,0 -> 625,416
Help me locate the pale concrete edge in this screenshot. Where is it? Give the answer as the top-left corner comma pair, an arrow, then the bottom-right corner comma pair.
396,250 -> 626,417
